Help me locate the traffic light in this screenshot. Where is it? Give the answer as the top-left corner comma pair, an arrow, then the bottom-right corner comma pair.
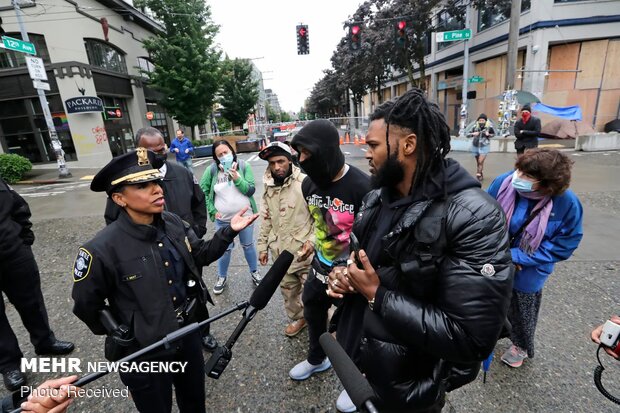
349,24 -> 362,51
0,17 -> 5,36
394,20 -> 407,48
296,24 -> 309,55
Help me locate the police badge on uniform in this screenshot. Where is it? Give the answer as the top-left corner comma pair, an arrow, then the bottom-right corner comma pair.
73,247 -> 93,282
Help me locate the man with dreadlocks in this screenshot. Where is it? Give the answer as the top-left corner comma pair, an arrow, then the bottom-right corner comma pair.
327,89 -> 514,412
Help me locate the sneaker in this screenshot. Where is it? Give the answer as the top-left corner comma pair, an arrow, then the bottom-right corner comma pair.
336,389 -> 356,412
251,270 -> 263,286
501,344 -> 528,368
213,276 -> 227,295
284,318 -> 307,337
289,358 -> 331,381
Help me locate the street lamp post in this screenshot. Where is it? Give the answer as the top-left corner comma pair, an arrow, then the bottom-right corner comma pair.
12,0 -> 70,177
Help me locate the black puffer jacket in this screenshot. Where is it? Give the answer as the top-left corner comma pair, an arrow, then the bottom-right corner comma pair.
352,161 -> 513,411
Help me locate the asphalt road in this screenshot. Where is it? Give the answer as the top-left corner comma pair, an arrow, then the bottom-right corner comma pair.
4,145 -> 620,412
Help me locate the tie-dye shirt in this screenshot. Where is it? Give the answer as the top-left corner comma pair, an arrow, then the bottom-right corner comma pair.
302,165 -> 370,267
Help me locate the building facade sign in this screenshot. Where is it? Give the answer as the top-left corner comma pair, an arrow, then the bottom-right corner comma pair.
65,96 -> 104,114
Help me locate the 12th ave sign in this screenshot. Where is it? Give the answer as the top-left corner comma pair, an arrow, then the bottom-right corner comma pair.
435,29 -> 472,43
1,35 -> 36,55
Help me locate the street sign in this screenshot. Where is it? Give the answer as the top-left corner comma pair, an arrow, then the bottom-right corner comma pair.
469,76 -> 484,83
26,56 -> 48,81
1,35 -> 36,55
32,80 -> 50,91
435,29 -> 471,43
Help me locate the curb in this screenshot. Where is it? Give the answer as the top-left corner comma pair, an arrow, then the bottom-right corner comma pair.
14,179 -> 74,185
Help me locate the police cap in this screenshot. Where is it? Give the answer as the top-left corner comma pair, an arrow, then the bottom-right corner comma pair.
91,148 -> 164,194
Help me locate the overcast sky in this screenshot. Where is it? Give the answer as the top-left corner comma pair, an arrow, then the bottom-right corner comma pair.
209,0 -> 363,113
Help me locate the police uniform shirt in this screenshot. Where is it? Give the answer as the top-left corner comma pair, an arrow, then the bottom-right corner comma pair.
156,225 -> 187,306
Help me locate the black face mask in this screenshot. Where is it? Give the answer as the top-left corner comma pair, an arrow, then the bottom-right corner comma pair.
478,122 -> 486,129
300,156 -> 333,188
154,152 -> 167,164
371,153 -> 405,190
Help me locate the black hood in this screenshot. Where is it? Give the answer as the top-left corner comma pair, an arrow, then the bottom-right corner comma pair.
386,158 -> 481,207
290,119 -> 344,186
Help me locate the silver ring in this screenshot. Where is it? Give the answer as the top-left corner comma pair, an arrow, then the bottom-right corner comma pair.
346,259 -> 354,266
333,279 -> 340,287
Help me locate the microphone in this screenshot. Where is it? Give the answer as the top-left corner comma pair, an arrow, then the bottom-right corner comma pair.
249,250 -> 294,310
319,333 -> 379,413
205,251 -> 293,379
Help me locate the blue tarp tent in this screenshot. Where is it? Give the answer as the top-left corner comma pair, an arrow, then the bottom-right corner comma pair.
532,103 -> 582,121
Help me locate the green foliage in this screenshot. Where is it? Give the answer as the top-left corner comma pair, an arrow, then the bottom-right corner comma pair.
280,111 -> 292,122
191,138 -> 213,147
219,57 -> 259,127
266,103 -> 278,123
135,0 -> 221,130
215,116 -> 232,133
0,153 -> 32,184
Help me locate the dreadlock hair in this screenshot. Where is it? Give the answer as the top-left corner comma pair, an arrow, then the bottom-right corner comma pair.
385,88 -> 451,197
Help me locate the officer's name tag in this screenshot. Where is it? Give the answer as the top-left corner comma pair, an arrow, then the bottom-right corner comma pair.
73,248 -> 93,282
122,274 -> 142,282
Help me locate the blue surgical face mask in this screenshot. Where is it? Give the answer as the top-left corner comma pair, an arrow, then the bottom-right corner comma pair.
511,172 -> 536,193
218,153 -> 234,171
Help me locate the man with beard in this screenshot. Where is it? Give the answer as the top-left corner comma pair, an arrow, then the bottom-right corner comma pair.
257,142 -> 314,337
104,127 -> 217,351
327,90 -> 513,412
288,120 -> 371,384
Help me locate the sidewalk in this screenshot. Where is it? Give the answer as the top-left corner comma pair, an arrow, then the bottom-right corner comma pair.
16,167 -> 100,185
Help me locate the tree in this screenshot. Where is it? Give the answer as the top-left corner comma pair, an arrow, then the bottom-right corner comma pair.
280,112 -> 292,122
218,57 -> 259,128
266,103 -> 278,123
135,0 -> 221,138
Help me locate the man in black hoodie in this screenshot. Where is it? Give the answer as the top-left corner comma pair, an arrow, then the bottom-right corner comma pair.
327,90 -> 513,412
288,120 -> 370,390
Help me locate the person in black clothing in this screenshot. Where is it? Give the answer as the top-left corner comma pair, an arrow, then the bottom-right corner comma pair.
103,127 -> 217,351
514,104 -> 541,154
288,120 -> 370,408
71,149 -> 257,413
0,178 -> 74,392
327,90 -> 514,412
105,127 -> 207,238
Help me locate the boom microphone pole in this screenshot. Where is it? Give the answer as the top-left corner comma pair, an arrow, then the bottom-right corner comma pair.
319,333 -> 379,413
8,302 -> 248,413
205,250 -> 294,378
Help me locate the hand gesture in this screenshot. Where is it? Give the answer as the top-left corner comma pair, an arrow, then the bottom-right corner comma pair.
591,315 -> 620,359
174,148 -> 180,153
327,266 -> 356,299
230,206 -> 258,232
21,375 -> 79,413
215,212 -> 222,220
296,240 -> 313,262
346,250 -> 380,301
184,148 -> 189,154
228,162 -> 240,181
472,131 -> 480,137
259,251 -> 269,266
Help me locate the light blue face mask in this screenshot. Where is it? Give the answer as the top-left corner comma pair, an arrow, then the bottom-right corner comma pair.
219,153 -> 234,172
511,172 -> 536,193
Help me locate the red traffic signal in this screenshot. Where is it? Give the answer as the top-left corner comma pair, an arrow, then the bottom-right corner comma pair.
296,24 -> 309,55
349,24 -> 362,51
394,20 -> 407,48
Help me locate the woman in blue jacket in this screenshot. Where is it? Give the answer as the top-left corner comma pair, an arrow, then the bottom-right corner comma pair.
488,148 -> 583,368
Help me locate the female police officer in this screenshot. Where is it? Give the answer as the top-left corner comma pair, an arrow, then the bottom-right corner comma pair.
71,148 -> 257,413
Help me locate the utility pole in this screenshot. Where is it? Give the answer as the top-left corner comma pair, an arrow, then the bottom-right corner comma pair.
12,0 -> 71,177
505,0 -> 522,90
458,4 -> 471,138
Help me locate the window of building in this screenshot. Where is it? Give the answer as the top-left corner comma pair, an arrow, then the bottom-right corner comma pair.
478,0 -> 531,32
137,57 -> 155,78
99,96 -> 133,156
84,39 -> 128,74
437,6 -> 466,50
0,33 -> 51,70
0,97 -> 76,163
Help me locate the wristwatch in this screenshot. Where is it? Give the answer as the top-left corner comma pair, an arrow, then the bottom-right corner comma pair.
368,297 -> 375,311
